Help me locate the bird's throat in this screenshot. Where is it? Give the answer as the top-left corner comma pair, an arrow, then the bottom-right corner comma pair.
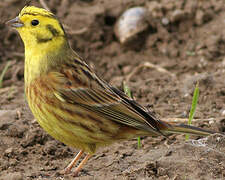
24,37 -> 70,85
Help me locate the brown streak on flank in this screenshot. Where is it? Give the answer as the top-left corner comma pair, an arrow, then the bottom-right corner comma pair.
37,78 -> 49,91
34,87 -> 54,105
114,126 -> 138,139
46,107 -> 70,125
31,80 -> 54,105
36,102 -> 46,116
79,123 -> 94,133
31,84 -> 44,103
50,108 -> 81,127
25,86 -> 29,95
28,85 -> 32,99
60,105 -> 86,119
99,127 -> 114,136
31,84 -> 38,97
44,95 -> 55,105
38,79 -> 54,98
88,135 -> 104,142
86,114 -> 103,124
48,74 -> 62,87
74,111 -> 86,119
60,106 -> 74,117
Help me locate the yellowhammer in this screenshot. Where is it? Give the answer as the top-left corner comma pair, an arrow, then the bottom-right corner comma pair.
7,6 -> 216,176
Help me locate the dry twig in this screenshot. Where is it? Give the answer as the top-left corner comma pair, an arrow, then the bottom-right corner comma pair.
39,0 -> 50,11
68,27 -> 88,35
161,117 -> 216,124
126,62 -> 176,82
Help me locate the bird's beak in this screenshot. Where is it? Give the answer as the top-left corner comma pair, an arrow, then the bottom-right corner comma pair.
6,16 -> 24,28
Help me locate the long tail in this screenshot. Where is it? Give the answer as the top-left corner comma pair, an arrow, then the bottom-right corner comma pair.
163,124 -> 215,136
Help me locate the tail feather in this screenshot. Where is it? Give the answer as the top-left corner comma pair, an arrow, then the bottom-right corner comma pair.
164,124 -> 215,136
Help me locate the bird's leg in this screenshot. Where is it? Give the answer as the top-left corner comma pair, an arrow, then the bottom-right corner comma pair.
61,150 -> 84,174
72,154 -> 92,177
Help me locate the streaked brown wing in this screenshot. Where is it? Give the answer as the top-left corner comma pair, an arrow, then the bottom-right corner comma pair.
51,60 -> 169,135
56,87 -> 158,134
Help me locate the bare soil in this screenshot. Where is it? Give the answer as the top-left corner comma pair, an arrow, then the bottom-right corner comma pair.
0,0 -> 225,179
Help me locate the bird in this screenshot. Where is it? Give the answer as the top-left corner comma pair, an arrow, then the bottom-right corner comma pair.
7,6 -> 216,176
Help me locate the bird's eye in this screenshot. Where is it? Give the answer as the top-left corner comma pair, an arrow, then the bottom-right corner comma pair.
31,20 -> 39,26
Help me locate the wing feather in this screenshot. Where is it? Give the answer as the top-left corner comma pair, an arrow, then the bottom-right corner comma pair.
51,61 -> 169,135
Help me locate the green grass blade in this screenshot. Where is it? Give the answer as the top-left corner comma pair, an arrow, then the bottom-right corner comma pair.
0,62 -> 11,88
185,82 -> 199,140
137,136 -> 141,149
123,81 -> 132,98
123,81 -> 142,149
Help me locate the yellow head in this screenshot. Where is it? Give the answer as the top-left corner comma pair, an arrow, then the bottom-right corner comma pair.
7,6 -> 66,48
7,6 -> 72,83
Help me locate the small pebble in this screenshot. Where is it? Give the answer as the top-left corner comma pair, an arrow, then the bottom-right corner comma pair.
195,10 -> 205,25
209,118 -> 215,125
221,110 -> 225,116
114,7 -> 149,44
171,9 -> 186,22
122,65 -> 132,75
161,17 -> 169,25
5,147 -> 14,154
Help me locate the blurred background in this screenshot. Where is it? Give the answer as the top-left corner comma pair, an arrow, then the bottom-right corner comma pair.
0,0 -> 225,179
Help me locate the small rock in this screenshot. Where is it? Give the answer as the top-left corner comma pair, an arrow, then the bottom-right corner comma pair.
4,147 -> 15,158
171,9 -> 186,22
221,57 -> 225,67
195,9 -> 213,25
122,65 -> 132,75
208,118 -> 215,125
221,110 -> 225,116
114,7 -> 149,44
5,147 -> 14,154
2,172 -> 23,180
147,1 -> 163,18
157,167 -> 167,176
7,124 -> 25,138
195,10 -> 205,25
161,17 -> 169,25
42,140 -> 57,155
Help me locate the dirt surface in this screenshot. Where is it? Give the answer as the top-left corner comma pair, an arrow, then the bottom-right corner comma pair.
0,0 -> 225,179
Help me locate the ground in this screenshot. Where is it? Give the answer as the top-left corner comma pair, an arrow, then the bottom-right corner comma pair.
0,0 -> 225,179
